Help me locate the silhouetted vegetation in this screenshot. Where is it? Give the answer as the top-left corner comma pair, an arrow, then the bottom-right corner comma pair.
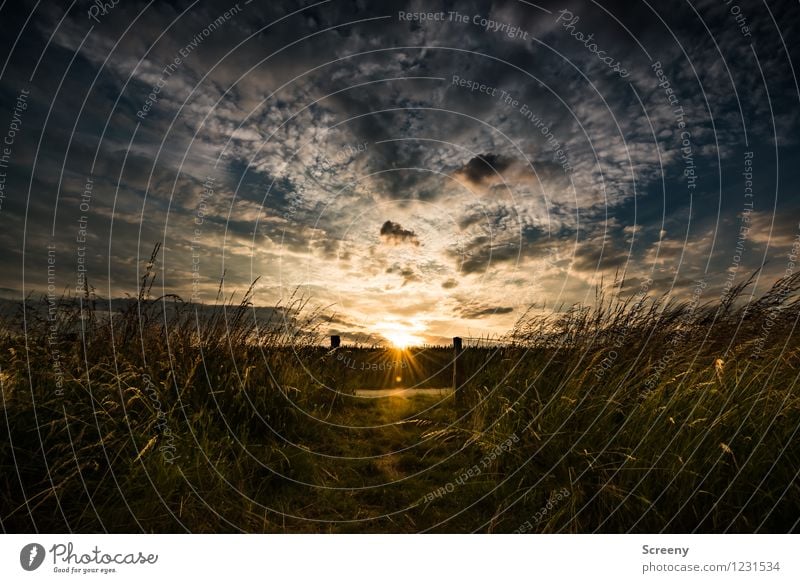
2,251 -> 799,532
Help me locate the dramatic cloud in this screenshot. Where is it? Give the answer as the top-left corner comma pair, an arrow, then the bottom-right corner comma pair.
455,153 -> 513,184
380,221 -> 421,246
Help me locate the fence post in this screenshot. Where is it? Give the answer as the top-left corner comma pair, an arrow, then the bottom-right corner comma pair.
453,337 -> 465,413
327,335 -> 345,397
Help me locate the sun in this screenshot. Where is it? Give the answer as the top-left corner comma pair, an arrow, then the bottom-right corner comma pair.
383,330 -> 422,349
375,319 -> 425,349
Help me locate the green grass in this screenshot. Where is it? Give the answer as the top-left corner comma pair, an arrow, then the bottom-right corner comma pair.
1,261 -> 799,532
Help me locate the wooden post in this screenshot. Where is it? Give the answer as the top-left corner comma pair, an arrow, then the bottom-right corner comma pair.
328,335 -> 344,397
453,337 -> 465,413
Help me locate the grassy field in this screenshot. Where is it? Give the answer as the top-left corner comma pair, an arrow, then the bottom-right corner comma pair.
2,268 -> 800,533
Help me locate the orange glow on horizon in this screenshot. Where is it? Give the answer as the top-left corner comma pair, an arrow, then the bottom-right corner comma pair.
375,319 -> 425,349
382,330 -> 423,349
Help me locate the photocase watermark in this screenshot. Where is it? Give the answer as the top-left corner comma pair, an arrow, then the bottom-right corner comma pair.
75,176 -> 94,297
45,243 -> 65,397
191,175 -> 215,302
136,3 -> 242,121
312,141 -> 369,175
555,9 -> 629,78
720,151 -> 754,301
451,74 -> 572,174
397,11 -> 448,23
652,61 -> 697,196
0,87 -> 30,216
19,543 -> 46,571
399,11 -> 529,41
47,542 -> 158,575
414,434 -> 519,505
721,0 -> 752,38
512,487 -> 571,533
448,11 -> 529,41
518,101 -> 572,174
141,373 -> 180,464
87,0 -> 120,23
336,352 -> 407,371
451,74 -> 500,97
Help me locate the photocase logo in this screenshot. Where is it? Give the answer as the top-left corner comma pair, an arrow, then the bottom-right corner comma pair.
19,543 -> 46,571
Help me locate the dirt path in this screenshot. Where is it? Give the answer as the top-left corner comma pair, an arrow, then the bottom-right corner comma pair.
274,390 -> 492,532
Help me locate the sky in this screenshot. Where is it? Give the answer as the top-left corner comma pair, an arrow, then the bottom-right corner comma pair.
0,0 -> 799,345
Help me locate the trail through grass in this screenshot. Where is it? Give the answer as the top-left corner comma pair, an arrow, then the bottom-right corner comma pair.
2,256 -> 800,532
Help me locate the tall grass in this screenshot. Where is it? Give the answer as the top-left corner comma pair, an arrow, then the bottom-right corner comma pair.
451,273 -> 800,532
1,255 -> 799,532
0,248 -> 341,532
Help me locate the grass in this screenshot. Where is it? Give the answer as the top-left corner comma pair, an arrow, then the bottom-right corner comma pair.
1,254 -> 799,532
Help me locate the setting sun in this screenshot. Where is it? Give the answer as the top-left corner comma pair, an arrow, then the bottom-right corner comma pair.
383,331 -> 421,349
375,320 -> 425,349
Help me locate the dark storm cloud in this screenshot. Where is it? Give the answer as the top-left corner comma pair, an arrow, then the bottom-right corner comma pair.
455,153 -> 513,184
380,220 -> 420,246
